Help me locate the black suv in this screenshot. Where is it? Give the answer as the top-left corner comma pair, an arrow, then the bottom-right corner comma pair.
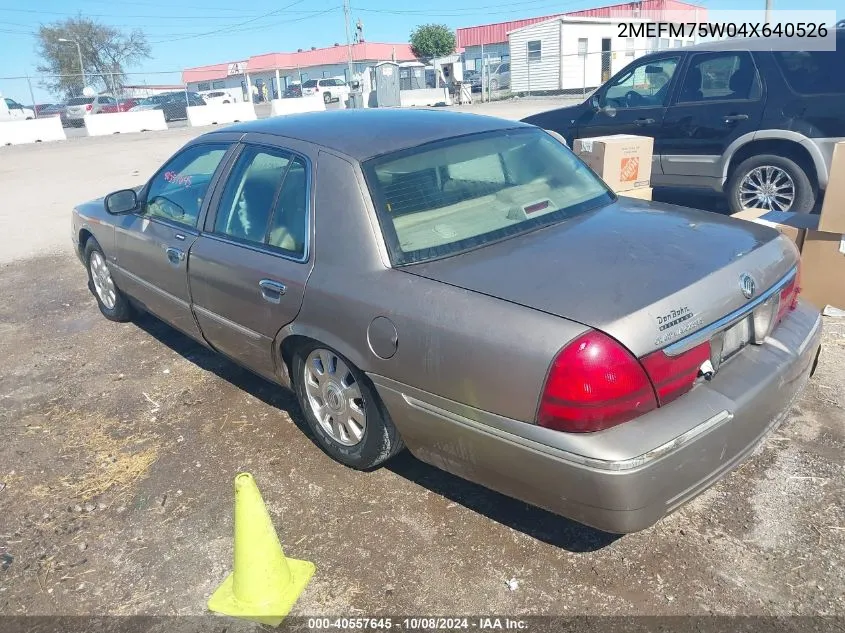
523,30 -> 845,213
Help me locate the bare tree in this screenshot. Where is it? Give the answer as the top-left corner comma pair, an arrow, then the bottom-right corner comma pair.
36,17 -> 151,98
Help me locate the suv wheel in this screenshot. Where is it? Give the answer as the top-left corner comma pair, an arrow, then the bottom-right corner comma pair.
727,154 -> 816,214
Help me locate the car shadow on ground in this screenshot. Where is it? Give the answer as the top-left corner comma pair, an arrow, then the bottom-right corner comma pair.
133,311 -> 620,554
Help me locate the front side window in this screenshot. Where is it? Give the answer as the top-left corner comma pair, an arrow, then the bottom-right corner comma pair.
527,40 -> 542,61
364,129 -> 612,266
213,146 -> 308,258
603,56 -> 679,108
677,51 -> 760,103
144,144 -> 229,228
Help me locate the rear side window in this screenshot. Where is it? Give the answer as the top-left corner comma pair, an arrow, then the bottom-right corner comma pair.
68,97 -> 95,105
774,50 -> 844,95
302,80 -> 318,88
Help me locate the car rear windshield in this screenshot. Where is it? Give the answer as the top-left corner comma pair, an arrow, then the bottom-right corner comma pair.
302,80 -> 318,88
67,97 -> 94,105
774,49 -> 844,95
363,128 -> 613,266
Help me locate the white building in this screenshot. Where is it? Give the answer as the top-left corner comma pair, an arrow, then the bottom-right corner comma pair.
508,16 -> 694,93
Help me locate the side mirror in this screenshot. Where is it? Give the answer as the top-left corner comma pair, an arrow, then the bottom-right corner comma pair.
105,189 -> 139,215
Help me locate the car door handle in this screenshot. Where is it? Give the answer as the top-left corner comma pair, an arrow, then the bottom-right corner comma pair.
723,114 -> 749,123
634,118 -> 656,126
165,247 -> 185,265
259,279 -> 286,304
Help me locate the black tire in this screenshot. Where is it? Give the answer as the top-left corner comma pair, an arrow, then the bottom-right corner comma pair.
84,238 -> 133,322
292,342 -> 404,470
323,92 -> 332,104
727,153 -> 816,214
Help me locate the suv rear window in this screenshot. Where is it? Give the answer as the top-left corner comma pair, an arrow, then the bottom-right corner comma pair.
68,97 -> 95,105
302,80 -> 318,88
364,128 -> 612,266
774,50 -> 844,95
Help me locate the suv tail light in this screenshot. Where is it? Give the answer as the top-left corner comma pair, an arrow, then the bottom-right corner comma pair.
537,331 -> 658,433
85,103 -> 93,111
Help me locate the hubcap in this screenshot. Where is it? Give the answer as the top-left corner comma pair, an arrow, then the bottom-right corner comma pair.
739,166 -> 796,211
303,349 -> 366,446
89,251 -> 117,310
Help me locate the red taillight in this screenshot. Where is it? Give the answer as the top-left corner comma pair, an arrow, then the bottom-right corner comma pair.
640,341 -> 711,406
537,331 -> 657,433
776,266 -> 801,324
85,103 -> 93,111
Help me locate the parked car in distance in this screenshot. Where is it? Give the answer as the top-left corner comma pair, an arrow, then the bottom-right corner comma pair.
33,103 -> 56,116
40,103 -> 67,119
71,109 -> 821,534
284,83 -> 303,98
0,97 -> 35,121
463,69 -> 482,92
487,62 -> 510,91
100,98 -> 140,114
129,92 -> 206,122
522,31 -> 845,213
301,78 -> 349,104
199,89 -> 239,105
64,95 -> 119,126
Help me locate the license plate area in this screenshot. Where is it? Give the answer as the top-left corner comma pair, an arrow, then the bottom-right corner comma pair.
711,317 -> 752,367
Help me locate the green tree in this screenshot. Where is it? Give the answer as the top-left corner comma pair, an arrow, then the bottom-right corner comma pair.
409,24 -> 456,61
36,17 -> 151,98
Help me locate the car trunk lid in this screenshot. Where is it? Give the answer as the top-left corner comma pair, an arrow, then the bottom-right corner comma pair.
404,198 -> 798,358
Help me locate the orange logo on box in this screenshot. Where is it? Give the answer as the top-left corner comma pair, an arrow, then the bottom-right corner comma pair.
620,157 -> 640,182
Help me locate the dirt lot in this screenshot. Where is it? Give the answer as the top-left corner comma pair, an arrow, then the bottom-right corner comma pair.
1,102 -> 843,626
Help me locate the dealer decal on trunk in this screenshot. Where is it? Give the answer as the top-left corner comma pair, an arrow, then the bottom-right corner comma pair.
653,305 -> 704,347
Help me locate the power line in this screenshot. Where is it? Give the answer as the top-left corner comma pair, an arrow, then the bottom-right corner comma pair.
0,7 -> 297,20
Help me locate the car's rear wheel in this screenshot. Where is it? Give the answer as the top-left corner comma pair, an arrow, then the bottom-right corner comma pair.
323,92 -> 332,104
84,238 -> 133,322
292,343 -> 404,469
727,154 -> 815,213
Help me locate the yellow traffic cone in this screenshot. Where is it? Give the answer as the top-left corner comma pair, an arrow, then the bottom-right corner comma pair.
208,472 -> 315,626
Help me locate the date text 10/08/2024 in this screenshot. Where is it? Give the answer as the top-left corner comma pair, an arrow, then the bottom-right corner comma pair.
307,618 -> 529,630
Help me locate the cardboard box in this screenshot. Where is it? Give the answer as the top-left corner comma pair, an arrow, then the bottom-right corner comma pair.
800,229 -> 845,310
729,208 -> 820,250
818,141 -> 845,234
573,135 -> 654,192
618,186 -> 653,201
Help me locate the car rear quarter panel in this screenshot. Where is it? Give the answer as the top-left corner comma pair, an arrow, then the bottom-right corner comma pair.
282,150 -> 590,423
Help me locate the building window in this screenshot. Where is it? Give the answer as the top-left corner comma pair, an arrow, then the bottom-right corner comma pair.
626,37 -> 635,57
578,38 -> 588,57
660,38 -> 670,49
527,40 -> 542,62
212,80 -> 225,89
197,82 -> 210,91
322,70 -> 330,78
674,39 -> 683,48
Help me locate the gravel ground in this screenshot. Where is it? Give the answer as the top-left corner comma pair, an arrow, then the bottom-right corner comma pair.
0,100 -> 843,626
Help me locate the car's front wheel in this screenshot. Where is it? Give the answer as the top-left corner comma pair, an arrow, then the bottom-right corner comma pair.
84,238 -> 133,322
292,343 -> 404,470
727,154 -> 816,213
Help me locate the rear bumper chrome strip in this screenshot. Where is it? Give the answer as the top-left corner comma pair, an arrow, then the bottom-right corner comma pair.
663,266 -> 798,357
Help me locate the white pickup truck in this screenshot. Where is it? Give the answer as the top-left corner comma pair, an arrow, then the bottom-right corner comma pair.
0,96 -> 35,121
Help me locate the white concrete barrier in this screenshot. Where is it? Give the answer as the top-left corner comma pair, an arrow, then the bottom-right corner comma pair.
186,102 -> 257,127
399,88 -> 452,108
0,117 -> 67,146
84,111 -> 168,136
269,97 -> 326,117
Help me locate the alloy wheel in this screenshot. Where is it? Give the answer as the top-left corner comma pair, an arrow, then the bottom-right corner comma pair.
739,165 -> 796,211
303,348 -> 366,446
89,251 -> 117,310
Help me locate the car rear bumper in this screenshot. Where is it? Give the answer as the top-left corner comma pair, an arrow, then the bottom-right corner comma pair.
370,302 -> 822,534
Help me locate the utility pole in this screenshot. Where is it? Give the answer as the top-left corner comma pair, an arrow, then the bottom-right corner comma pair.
343,0 -> 355,87
764,0 -> 772,22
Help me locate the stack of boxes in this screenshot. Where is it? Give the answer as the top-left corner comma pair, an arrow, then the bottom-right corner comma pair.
732,142 -> 845,311
572,135 -> 654,201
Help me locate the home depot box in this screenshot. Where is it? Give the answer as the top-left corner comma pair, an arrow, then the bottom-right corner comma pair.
818,141 -> 845,233
618,186 -> 653,201
573,135 -> 654,192
730,208 -> 818,250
